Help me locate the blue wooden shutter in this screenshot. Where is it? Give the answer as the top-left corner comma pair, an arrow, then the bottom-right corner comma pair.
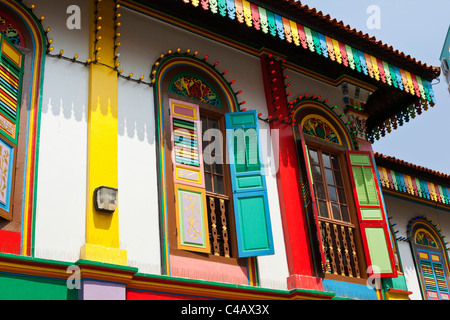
225,110 -> 274,258
346,151 -> 397,278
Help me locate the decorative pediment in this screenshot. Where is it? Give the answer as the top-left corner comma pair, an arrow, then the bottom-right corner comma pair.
0,13 -> 25,46
169,72 -> 223,108
301,115 -> 341,145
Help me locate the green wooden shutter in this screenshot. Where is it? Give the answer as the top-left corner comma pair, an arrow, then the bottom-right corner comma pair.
170,98 -> 210,254
0,35 -> 24,220
346,151 -> 397,278
225,110 -> 274,258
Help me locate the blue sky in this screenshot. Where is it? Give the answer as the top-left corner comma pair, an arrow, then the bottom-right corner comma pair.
303,0 -> 450,174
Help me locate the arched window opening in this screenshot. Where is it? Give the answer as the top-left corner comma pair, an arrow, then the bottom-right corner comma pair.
152,55 -> 274,283
293,102 -> 397,284
409,218 -> 450,300
0,2 -> 46,257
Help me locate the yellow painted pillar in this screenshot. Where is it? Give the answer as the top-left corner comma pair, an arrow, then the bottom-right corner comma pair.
80,0 -> 126,265
384,289 -> 412,300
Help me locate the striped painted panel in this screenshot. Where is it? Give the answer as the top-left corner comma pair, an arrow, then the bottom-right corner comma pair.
173,118 -> 200,167
0,59 -> 19,119
170,98 -> 205,189
434,263 -> 449,292
421,260 -> 437,291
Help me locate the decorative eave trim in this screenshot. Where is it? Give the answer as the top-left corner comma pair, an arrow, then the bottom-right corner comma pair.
178,0 -> 437,105
378,165 -> 450,209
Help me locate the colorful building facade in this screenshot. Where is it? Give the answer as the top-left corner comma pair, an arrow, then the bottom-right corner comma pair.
0,0 -> 445,301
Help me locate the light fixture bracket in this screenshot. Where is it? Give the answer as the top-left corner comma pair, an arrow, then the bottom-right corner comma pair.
94,186 -> 118,213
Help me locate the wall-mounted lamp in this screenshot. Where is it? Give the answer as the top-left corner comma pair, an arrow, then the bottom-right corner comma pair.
94,186 -> 118,213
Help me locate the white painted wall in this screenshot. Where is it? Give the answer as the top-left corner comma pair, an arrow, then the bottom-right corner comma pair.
23,0 -> 90,62
31,0 -> 89,262
117,78 -> 161,275
285,67 -> 372,134
34,58 -> 89,262
383,194 -> 450,300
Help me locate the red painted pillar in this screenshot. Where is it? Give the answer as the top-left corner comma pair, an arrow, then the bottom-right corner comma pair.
260,53 -> 322,290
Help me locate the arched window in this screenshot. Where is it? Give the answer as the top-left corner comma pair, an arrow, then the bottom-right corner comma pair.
293,102 -> 397,283
409,218 -> 450,300
0,2 -> 46,256
0,34 -> 22,222
152,54 -> 274,283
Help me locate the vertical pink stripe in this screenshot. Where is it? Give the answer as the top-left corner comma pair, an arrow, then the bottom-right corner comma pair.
410,177 -> 419,196
201,0 -> 209,10
339,41 -> 348,67
377,58 -> 386,83
297,24 -> 307,49
410,73 -> 421,97
250,3 -> 260,30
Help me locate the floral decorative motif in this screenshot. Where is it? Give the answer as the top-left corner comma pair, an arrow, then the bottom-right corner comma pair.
185,194 -> 202,240
302,117 -> 339,144
180,0 -> 437,107
0,143 -> 10,205
181,191 -> 204,245
0,15 -> 25,46
416,230 -> 438,248
170,73 -> 222,108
